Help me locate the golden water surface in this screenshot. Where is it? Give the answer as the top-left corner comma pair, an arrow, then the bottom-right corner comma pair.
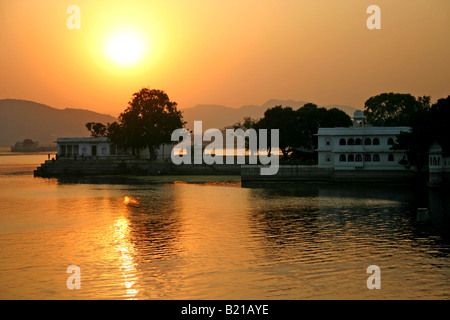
0,149 -> 449,299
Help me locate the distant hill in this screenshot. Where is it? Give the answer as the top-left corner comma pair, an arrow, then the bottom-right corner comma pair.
182,99 -> 358,130
0,98 -> 358,145
0,99 -> 117,146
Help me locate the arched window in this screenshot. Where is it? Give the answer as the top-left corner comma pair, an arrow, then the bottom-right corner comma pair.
348,154 -> 354,162
373,154 -> 380,162
339,138 -> 346,146
355,138 -> 362,145
355,154 -> 362,162
348,138 -> 354,145
364,138 -> 371,145
339,154 -> 346,162
388,154 -> 394,162
365,154 -> 371,162
373,138 -> 380,145
438,158 -> 440,166
387,138 -> 395,145
433,157 -> 436,166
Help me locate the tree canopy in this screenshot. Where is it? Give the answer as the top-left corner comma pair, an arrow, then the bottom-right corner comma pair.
86,88 -> 185,159
296,103 -> 352,152
234,103 -> 352,161
363,92 -> 431,126
393,95 -> 450,170
85,122 -> 107,138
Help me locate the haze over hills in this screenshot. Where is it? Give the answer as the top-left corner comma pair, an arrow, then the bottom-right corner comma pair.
182,99 -> 358,130
0,98 -> 358,146
0,99 -> 117,145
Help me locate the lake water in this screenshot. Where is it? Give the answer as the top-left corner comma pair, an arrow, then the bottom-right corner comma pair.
0,146 -> 449,299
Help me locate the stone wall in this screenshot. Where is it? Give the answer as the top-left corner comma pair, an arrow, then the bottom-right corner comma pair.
241,165 -> 422,183
34,158 -> 241,177
35,160 -> 427,184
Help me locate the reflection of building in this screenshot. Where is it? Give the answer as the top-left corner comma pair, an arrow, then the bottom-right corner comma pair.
56,137 -> 172,160
316,111 -> 411,170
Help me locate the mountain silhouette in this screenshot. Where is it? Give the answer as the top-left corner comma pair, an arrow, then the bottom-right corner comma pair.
0,98 -> 358,146
0,99 -> 117,146
182,99 -> 358,130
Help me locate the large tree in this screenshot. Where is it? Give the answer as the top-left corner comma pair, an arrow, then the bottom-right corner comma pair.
117,88 -> 185,159
256,105 -> 301,159
393,95 -> 450,170
363,92 -> 430,126
239,103 -> 352,160
85,122 -> 107,137
86,88 -> 185,159
296,103 -> 352,152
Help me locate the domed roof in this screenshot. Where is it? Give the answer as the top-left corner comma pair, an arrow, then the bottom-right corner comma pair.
353,110 -> 364,119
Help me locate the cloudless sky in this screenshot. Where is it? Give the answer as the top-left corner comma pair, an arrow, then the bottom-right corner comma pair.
1,0 -> 449,116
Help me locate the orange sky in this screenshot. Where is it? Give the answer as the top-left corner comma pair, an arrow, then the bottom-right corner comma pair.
1,0 -> 449,117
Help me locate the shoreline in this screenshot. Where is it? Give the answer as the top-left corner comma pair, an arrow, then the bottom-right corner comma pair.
31,157 -> 447,187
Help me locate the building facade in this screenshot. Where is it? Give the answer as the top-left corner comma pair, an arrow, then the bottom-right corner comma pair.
56,137 -> 173,160
316,111 -> 411,170
428,141 -> 450,185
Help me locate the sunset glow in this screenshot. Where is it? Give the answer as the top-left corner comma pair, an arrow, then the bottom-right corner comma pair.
1,0 -> 450,305
1,0 -> 448,116
104,30 -> 147,66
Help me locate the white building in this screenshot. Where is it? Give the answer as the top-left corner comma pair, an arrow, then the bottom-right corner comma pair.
428,141 -> 450,185
316,111 -> 411,170
56,137 -> 173,160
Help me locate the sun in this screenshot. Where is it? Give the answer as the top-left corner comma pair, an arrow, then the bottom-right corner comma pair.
104,30 -> 147,66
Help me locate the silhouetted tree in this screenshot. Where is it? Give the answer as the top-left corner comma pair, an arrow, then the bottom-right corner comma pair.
115,88 -> 185,159
430,96 -> 450,152
105,121 -> 127,152
232,116 -> 258,130
393,95 -> 450,170
85,122 -> 107,137
319,107 -> 354,128
231,116 -> 260,151
364,92 -> 430,126
85,88 -> 185,159
257,106 -> 301,159
250,103 -> 352,160
296,103 -> 352,158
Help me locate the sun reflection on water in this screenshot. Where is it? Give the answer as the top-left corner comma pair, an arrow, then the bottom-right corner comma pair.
123,196 -> 139,206
113,215 -> 139,299
2,170 -> 449,299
